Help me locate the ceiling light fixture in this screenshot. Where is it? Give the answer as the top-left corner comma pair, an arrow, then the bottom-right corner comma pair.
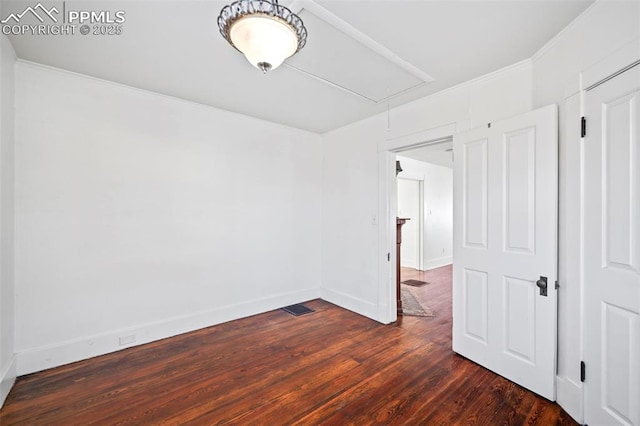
217,0 -> 307,74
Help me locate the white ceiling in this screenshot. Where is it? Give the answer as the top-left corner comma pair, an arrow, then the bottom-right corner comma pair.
3,0 -> 593,133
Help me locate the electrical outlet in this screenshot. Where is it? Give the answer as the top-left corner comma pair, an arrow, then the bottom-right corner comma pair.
119,334 -> 136,346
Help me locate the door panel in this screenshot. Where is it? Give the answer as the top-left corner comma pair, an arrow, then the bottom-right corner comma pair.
504,127 -> 536,253
453,104 -> 558,400
584,64 -> 640,426
463,268 -> 488,343
603,303 -> 637,423
504,276 -> 535,363
463,139 -> 488,249
604,93 -> 637,270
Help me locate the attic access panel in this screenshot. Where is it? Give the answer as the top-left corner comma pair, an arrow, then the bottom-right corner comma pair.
286,3 -> 434,103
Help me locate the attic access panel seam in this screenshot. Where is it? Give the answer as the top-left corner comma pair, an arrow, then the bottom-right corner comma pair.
286,0 -> 435,104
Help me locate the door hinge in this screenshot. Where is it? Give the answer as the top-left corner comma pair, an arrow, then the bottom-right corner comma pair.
387,252 -> 391,261
581,361 -> 586,382
581,116 -> 586,137
555,280 -> 559,290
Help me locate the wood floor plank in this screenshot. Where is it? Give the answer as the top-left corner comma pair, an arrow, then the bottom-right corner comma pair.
402,362 -> 497,425
219,328 -> 425,425
0,266 -> 578,425
290,342 -> 442,425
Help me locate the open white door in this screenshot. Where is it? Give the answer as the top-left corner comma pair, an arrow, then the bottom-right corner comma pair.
397,178 -> 421,269
584,64 -> 640,426
452,104 -> 558,400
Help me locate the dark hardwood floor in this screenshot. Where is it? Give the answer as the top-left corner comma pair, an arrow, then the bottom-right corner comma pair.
0,265 -> 577,425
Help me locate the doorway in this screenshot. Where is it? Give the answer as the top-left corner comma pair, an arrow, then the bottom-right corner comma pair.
379,106 -> 559,402
397,152 -> 453,274
376,124 -> 456,324
395,144 -> 454,321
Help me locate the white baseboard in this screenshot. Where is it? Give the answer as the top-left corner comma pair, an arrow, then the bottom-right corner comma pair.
320,287 -> 379,322
424,256 -> 452,271
17,288 -> 320,376
0,355 -> 17,408
556,375 -> 583,424
401,258 -> 417,269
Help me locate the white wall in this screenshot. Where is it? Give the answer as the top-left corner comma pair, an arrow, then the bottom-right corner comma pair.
321,61 -> 532,319
0,34 -> 16,407
531,2 -> 640,422
14,61 -> 323,375
397,156 -> 453,271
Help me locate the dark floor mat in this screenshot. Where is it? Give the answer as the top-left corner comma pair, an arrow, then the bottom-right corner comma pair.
401,279 -> 429,287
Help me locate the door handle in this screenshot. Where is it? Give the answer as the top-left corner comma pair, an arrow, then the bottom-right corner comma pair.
536,276 -> 548,297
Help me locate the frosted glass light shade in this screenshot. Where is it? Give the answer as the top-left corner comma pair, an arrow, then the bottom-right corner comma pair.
217,0 -> 307,74
230,15 -> 298,72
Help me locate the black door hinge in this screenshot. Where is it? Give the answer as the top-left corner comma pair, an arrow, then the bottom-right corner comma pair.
581,117 -> 586,137
581,361 -> 586,382
387,252 -> 390,261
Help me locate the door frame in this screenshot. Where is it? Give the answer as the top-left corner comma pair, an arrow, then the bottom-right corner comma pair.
377,123 -> 457,323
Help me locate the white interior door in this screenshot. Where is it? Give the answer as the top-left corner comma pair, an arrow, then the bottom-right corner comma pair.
452,104 -> 558,400
397,178 -> 420,269
584,64 -> 640,426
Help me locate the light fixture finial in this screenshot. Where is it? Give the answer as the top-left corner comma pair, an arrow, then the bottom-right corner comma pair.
258,62 -> 272,74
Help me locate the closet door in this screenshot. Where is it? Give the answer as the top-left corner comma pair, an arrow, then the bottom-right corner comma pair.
584,64 -> 640,426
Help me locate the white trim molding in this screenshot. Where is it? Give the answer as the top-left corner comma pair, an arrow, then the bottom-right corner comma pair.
423,256 -> 452,271
532,2 -> 599,62
377,123 -> 458,325
0,355 -> 17,408
17,289 -> 320,376
556,376 -> 583,424
383,122 -> 457,152
320,288 -> 379,322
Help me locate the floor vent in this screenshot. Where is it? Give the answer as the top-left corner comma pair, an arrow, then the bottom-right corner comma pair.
282,304 -> 315,316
